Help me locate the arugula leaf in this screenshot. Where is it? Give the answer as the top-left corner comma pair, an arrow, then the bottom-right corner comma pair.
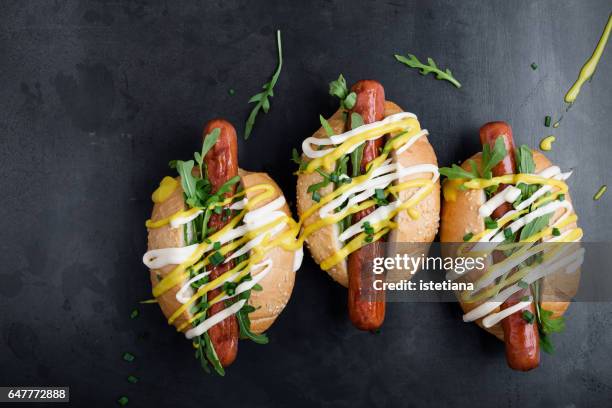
351,112 -> 364,129
200,128 -> 221,160
329,74 -> 357,109
539,308 -> 566,334
481,137 -> 507,179
519,213 -> 552,241
394,53 -> 461,88
244,30 -> 283,139
319,115 -> 335,136
350,143 -> 365,178
235,293 -> 269,344
329,74 -> 349,100
540,333 -> 555,354
515,145 -> 536,174
176,160 -> 197,200
439,164 -> 478,180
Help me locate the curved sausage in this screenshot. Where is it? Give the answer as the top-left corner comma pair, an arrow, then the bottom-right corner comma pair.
203,118 -> 239,367
480,121 -> 540,371
347,80 -> 386,331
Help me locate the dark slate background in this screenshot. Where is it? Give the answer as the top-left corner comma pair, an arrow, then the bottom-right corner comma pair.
1,1 -> 611,407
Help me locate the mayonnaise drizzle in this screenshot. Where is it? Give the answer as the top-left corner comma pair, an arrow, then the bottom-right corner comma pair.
459,165 -> 583,325
302,112 -> 417,158
143,184 -> 302,338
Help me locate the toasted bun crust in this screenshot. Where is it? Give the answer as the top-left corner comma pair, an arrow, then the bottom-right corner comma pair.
440,150 -> 578,340
297,101 -> 440,287
147,170 -> 295,334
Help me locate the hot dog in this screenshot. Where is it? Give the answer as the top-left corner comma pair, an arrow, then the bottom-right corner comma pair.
347,80 -> 386,331
144,118 -> 301,374
479,122 -> 540,371
202,119 -> 240,367
440,121 -> 582,371
296,76 -> 440,330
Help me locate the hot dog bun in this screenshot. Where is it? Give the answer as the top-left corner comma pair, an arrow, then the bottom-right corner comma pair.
297,101 -> 440,287
440,150 -> 578,340
146,169 -> 296,334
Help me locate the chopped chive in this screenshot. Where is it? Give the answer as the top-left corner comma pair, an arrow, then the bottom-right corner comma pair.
122,352 -> 135,362
522,310 -> 535,324
530,62 -> 538,70
375,189 -> 386,200
517,280 -> 529,289
228,88 -> 235,96
210,251 -> 224,266
213,241 -> 221,250
594,185 -> 607,201
544,115 -> 551,127
552,227 -> 561,236
312,191 -> 321,202
127,375 -> 139,384
129,309 -> 139,319
118,396 -> 129,406
503,228 -> 513,239
520,295 -> 530,302
462,232 -> 474,242
558,193 -> 565,201
484,217 -> 498,230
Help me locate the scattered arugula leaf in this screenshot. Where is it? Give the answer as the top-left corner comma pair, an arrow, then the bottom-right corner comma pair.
394,53 -> 461,88
244,30 -> 283,139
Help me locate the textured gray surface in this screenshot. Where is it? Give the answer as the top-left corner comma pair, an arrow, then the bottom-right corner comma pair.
1,1 -> 611,407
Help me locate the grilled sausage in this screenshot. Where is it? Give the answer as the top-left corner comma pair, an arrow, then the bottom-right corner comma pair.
347,80 -> 386,331
203,118 -> 239,367
480,121 -> 540,371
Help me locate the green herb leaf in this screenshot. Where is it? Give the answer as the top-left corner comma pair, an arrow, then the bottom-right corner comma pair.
244,30 -> 283,139
515,145 -> 536,174
319,115 -> 335,136
350,112 -> 364,129
519,213 -> 552,241
481,137 -> 507,178
200,128 -> 221,161
540,308 -> 566,334
439,164 -> 478,180
329,74 -> 349,100
122,352 -> 135,362
236,300 -> 269,344
394,53 -> 462,88
484,217 -> 498,230
210,251 -> 224,266
522,310 -> 535,324
176,160 -> 197,201
540,333 -> 555,354
517,280 -> 529,289
344,91 -> 357,109
350,142 -> 365,177
463,232 -> 474,242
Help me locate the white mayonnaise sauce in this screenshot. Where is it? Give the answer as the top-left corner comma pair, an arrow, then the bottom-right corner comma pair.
460,166 -> 582,325
302,112 -> 417,159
